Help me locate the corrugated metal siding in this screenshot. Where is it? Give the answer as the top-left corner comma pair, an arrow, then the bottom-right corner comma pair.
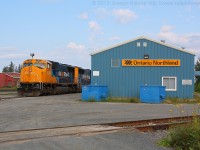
91,39 -> 194,98
0,74 -> 6,88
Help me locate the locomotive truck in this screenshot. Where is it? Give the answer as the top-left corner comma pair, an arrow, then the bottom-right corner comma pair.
17,59 -> 90,96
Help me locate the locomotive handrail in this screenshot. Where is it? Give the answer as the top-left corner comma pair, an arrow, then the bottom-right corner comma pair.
18,70 -> 24,87
31,71 -> 43,90
17,79 -> 20,88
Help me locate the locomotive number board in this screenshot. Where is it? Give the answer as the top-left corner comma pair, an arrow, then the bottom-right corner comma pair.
122,59 -> 180,67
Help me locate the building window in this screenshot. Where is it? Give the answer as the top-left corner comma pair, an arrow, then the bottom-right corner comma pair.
111,59 -> 120,67
93,71 -> 100,76
137,42 -> 140,47
143,42 -> 147,47
162,77 -> 177,91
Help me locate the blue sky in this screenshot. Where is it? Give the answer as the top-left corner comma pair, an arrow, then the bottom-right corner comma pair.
0,0 -> 200,72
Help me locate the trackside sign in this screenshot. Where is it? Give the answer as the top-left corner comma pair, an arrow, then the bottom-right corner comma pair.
122,59 -> 180,67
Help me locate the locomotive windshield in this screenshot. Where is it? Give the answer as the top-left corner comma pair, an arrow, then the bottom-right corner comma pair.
23,63 -> 33,67
23,62 -> 46,69
34,63 -> 46,69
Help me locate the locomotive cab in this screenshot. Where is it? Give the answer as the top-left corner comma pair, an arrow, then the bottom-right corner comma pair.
18,59 -> 57,96
20,59 -> 56,83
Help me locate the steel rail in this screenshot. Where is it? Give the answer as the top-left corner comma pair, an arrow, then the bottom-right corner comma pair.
107,115 -> 199,127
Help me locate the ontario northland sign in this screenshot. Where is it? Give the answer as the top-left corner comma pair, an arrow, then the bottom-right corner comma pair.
122,59 -> 180,66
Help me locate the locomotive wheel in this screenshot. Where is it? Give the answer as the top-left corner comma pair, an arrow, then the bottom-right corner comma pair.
23,92 -> 29,97
33,89 -> 41,97
22,90 -> 41,97
17,89 -> 24,97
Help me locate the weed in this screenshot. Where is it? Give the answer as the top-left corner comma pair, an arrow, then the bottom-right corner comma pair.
88,99 -> 96,102
0,87 -> 17,91
163,95 -> 200,104
159,117 -> 200,150
130,98 -> 140,103
159,104 -> 200,150
101,99 -> 108,102
106,97 -> 140,103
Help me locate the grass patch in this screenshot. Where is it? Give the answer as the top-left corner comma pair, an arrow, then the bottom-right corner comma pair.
163,94 -> 200,104
82,97 -> 140,103
158,116 -> 200,150
87,99 -> 96,102
0,87 -> 17,91
106,97 -> 140,103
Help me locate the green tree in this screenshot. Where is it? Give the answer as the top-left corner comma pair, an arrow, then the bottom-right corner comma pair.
8,61 -> 14,72
19,64 -> 22,72
13,64 -> 22,73
2,66 -> 9,72
2,61 -> 15,73
195,58 -> 200,92
14,66 -> 18,72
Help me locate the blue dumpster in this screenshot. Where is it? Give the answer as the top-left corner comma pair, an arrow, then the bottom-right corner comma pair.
82,86 -> 108,101
140,86 -> 166,104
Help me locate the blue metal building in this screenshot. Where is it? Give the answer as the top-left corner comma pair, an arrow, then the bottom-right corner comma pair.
91,36 -> 195,99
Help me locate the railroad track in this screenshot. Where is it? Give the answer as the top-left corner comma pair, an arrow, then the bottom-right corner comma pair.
108,116 -> 197,132
0,125 -> 122,144
0,115 -> 198,144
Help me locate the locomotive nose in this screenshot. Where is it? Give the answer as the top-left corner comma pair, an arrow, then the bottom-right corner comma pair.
21,67 -> 41,83
29,67 -> 32,72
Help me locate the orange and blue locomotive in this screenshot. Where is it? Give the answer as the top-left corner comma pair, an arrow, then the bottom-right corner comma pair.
17,59 -> 90,96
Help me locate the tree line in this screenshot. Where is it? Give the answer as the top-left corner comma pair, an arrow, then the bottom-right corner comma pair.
2,61 -> 22,73
195,58 -> 200,92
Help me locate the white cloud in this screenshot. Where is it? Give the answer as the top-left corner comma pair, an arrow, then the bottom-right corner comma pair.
160,25 -> 174,33
44,43 -> 90,69
80,13 -> 88,20
112,9 -> 137,24
88,21 -> 101,32
88,20 -> 103,52
109,36 -> 121,41
158,25 -> 200,56
0,47 -> 18,51
0,53 -> 27,59
67,42 -> 85,52
158,25 -> 200,44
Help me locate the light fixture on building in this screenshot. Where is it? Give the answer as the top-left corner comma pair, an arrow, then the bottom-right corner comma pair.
144,54 -> 149,59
